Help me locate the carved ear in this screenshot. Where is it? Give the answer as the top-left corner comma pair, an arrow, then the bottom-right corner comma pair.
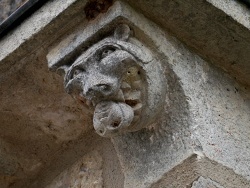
114,24 -> 132,41
56,65 -> 70,76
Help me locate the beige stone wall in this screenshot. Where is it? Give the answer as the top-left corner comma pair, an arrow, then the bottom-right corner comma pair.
45,151 -> 103,188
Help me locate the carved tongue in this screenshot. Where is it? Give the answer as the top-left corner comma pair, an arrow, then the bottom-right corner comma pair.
93,101 -> 134,137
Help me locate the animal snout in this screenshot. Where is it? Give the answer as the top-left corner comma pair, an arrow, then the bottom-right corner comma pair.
87,83 -> 113,96
84,79 -> 119,101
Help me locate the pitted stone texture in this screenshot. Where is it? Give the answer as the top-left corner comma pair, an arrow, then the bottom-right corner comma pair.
151,155 -> 250,188
207,0 -> 250,30
0,48 -> 92,188
115,2 -> 250,182
111,65 -> 193,187
46,1 -> 250,187
124,0 -> 250,87
191,177 -> 224,188
45,150 -> 103,188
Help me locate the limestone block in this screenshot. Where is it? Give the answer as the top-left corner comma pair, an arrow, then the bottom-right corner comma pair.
45,150 -> 103,188
191,176 -> 224,188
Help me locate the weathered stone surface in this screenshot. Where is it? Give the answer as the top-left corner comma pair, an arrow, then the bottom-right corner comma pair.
124,0 -> 250,87
121,1 -> 250,182
0,0 -> 250,187
191,176 -> 224,188
0,0 -> 85,68
45,150 -> 103,188
48,20 -> 167,137
25,132 -> 124,188
45,3 -> 194,187
0,48 -> 94,188
151,155 -> 250,188
208,0 -> 250,30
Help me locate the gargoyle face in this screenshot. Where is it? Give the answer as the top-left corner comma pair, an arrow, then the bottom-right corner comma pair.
64,40 -> 145,137
53,24 -> 167,137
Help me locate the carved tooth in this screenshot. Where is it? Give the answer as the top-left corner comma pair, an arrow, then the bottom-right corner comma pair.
133,103 -> 142,111
116,89 -> 125,102
121,82 -> 131,89
125,90 -> 141,100
124,91 -> 131,99
133,104 -> 142,116
131,80 -> 142,89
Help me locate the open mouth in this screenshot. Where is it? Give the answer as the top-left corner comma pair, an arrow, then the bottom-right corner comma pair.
75,66 -> 144,137
91,79 -> 143,137
93,101 -> 134,136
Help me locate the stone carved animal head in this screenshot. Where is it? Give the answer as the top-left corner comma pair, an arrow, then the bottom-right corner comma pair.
64,24 -> 166,137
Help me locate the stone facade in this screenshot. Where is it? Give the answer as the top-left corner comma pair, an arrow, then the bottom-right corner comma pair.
0,0 -> 250,187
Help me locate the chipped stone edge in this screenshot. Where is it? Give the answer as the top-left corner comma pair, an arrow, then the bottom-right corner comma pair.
0,0 -> 79,62
207,0 -> 250,30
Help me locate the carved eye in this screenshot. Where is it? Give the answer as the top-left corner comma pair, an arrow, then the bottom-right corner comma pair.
72,68 -> 85,78
101,47 -> 116,58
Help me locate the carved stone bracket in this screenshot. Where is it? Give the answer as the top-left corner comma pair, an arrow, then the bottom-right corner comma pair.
47,2 -> 167,137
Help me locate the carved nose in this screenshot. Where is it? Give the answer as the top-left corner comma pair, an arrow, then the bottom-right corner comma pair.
89,83 -> 112,94
85,83 -> 114,98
